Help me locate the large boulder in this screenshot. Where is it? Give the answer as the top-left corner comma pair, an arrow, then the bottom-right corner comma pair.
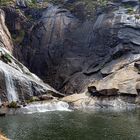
91,63 -> 139,95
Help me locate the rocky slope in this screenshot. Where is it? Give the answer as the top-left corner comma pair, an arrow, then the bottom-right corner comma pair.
13,0 -> 140,96
0,8 -> 63,109
0,0 -> 140,109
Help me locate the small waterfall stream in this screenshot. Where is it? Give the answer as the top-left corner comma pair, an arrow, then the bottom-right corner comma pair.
0,98 -> 2,106
4,72 -> 18,103
0,61 -> 19,103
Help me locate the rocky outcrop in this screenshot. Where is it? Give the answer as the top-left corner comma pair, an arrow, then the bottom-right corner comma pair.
0,0 -> 140,112
16,0 -> 31,8
20,5 -> 79,87
0,133 -> 9,140
91,63 -> 139,95
2,6 -> 27,35
0,9 -> 13,52
0,8 -> 63,107
19,0 -> 140,95
61,92 -> 138,110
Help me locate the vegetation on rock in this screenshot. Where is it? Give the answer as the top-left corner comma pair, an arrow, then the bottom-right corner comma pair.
8,101 -> 20,108
1,53 -> 12,63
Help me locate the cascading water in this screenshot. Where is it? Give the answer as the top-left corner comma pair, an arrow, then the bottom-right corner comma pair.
0,98 -> 2,106
8,101 -> 71,114
4,72 -> 19,103
0,61 -> 19,103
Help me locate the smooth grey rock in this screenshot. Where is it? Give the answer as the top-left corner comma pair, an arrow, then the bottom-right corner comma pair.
18,2 -> 140,94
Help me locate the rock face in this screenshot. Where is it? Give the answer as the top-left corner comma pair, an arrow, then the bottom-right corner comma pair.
92,63 -> 139,95
20,0 -> 140,95
0,9 -> 13,52
0,8 -> 63,106
2,6 -> 27,34
21,5 -> 79,89
0,133 -> 9,140
61,93 -> 138,110
16,0 -> 31,8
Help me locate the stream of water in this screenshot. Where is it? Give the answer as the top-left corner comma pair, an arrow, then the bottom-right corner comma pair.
0,61 -> 19,103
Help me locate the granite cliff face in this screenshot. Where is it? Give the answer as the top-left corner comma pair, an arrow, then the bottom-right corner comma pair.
15,0 -> 140,96
0,0 -> 140,104
0,8 -> 63,107
0,9 -> 13,52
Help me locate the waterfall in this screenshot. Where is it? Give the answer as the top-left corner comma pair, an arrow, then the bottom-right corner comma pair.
0,62 -> 19,103
4,72 -> 19,103
0,98 -> 2,106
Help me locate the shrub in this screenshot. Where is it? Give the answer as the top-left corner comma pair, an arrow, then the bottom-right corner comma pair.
1,53 -> 12,63
8,101 -> 19,108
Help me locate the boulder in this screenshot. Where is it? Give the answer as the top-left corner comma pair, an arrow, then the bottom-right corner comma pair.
61,93 -> 96,109
134,61 -> 140,71
38,94 -> 54,101
101,54 -> 140,75
92,63 -> 139,95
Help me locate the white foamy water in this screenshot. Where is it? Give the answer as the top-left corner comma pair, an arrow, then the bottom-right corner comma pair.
9,101 -> 71,114
0,61 -> 19,103
0,98 -> 2,106
4,71 -> 18,102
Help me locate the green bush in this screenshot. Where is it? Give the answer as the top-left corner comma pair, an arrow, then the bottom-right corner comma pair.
1,53 -> 12,63
8,101 -> 19,108
26,96 -> 40,103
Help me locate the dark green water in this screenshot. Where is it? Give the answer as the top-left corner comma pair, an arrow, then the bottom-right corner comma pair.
1,110 -> 140,140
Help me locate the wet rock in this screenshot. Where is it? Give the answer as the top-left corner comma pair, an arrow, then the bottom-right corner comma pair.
0,8 -> 64,105
0,1 -> 138,96
62,93 -> 138,109
121,0 -> 139,6
38,94 -> 54,101
136,82 -> 140,94
134,61 -> 140,71
0,107 -> 7,117
16,0 -> 31,8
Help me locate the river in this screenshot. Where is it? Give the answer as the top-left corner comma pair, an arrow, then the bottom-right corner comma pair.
1,109 -> 140,140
